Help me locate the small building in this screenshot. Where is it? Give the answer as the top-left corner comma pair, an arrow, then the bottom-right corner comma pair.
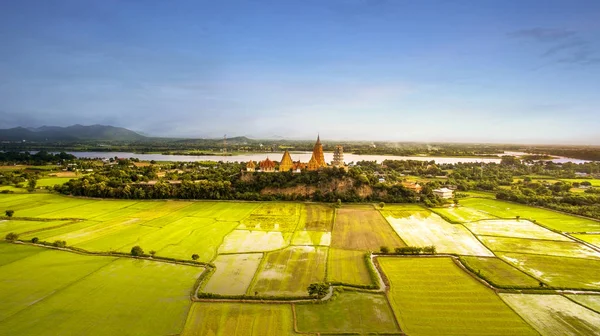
259,158 -> 275,172
402,182 -> 422,193
246,161 -> 256,172
433,187 -> 454,199
378,177 -> 385,183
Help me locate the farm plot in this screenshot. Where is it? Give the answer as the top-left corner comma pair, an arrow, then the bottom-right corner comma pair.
499,253 -> 600,289
379,257 -> 537,336
291,230 -> 330,246
479,236 -> 600,259
430,205 -> 495,223
300,204 -> 334,231
384,210 -> 493,256
219,230 -> 290,253
500,294 -> 600,336
42,200 -> 141,220
35,177 -> 74,187
15,199 -> 94,218
295,292 -> 399,334
332,206 -> 405,251
0,254 -> 203,336
0,242 -> 44,266
326,248 -> 373,286
203,253 -> 263,295
457,198 -> 600,232
571,234 -> 600,248
252,203 -> 299,216
181,303 -> 295,336
250,246 -> 327,296
184,202 -> 259,221
464,219 -> 571,241
238,215 -> 298,232
0,219 -> 73,237
565,295 -> 600,313
459,256 -> 541,288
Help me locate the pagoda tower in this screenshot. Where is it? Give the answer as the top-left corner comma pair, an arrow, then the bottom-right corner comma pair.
279,150 -> 294,172
332,145 -> 344,167
308,135 -> 327,171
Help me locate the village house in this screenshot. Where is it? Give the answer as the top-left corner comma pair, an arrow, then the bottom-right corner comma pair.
433,187 -> 454,199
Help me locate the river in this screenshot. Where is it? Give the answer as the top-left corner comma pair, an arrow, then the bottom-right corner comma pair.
63,151 -> 590,164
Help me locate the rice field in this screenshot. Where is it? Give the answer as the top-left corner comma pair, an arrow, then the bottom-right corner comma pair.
479,236 -> 600,259
331,206 -> 405,251
0,244 -> 203,336
500,294 -> 600,336
464,219 -> 572,241
459,256 -> 541,288
181,303 -> 295,336
383,209 -> 493,256
565,294 -> 600,313
202,253 -> 263,295
35,177 -> 73,187
300,204 -> 334,231
290,230 -> 330,246
499,253 -> 600,289
250,246 -> 327,296
379,257 -> 538,336
219,230 -> 290,253
327,248 -> 373,286
571,234 -> 600,248
295,292 -> 399,334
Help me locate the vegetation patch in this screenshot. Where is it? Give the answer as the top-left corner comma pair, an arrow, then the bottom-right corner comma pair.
499,252 -> 600,290
379,257 -> 538,336
500,294 -> 600,336
327,248 -> 373,287
460,256 -> 541,288
479,236 -> 600,259
332,206 -> 405,251
465,219 -> 572,241
295,292 -> 399,334
291,230 -> 331,246
250,246 -> 327,296
181,303 -> 294,336
203,253 -> 263,295
384,210 -> 493,256
238,214 -> 299,232
301,204 -> 334,231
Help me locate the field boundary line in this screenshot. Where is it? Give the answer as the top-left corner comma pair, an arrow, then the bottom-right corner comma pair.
565,234 -> 600,254
560,294 -> 600,315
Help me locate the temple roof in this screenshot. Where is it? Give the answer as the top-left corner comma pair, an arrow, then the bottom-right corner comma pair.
260,157 -> 275,169
246,160 -> 256,168
280,150 -> 293,165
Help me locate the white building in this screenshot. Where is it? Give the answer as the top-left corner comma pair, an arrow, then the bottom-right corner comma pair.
433,187 -> 454,199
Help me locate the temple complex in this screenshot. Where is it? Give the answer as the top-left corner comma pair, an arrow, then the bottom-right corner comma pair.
252,135 -> 343,173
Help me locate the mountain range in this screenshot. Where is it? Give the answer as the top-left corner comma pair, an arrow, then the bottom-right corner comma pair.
0,125 -> 146,141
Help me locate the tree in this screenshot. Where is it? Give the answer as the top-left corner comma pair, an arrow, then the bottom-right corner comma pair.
307,283 -> 329,297
149,250 -> 156,257
334,199 -> 342,208
5,232 -> 19,242
5,210 -> 14,217
380,246 -> 390,253
27,178 -> 37,192
31,237 -> 39,243
131,245 -> 144,256
191,254 -> 199,261
378,202 -> 385,209
53,240 -> 67,248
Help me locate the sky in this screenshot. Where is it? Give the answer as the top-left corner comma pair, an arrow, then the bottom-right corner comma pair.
0,0 -> 599,144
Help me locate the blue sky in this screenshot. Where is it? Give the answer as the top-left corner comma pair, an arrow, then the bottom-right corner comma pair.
1,0 -> 599,143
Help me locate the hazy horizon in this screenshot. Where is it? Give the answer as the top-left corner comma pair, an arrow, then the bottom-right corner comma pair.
1,1 -> 599,144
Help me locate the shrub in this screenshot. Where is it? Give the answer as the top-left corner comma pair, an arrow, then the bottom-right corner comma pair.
131,245 -> 144,256
31,237 -> 39,243
149,250 -> 156,257
5,232 -> 19,241
380,246 -> 390,254
307,283 -> 329,297
191,254 -> 199,261
53,240 -> 67,248
5,210 -> 14,217
378,202 -> 385,209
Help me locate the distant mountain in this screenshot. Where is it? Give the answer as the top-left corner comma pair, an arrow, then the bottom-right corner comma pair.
0,124 -> 147,141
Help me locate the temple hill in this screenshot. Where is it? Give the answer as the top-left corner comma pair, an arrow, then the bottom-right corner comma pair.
246,135 -> 346,173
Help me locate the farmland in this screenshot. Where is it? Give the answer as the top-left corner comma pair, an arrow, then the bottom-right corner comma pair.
2,192 -> 600,335
379,257 -> 538,336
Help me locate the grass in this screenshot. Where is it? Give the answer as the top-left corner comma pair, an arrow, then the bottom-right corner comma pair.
571,234 -> 600,248
295,292 -> 399,334
479,236 -> 600,259
459,256 -> 541,288
250,246 -> 327,296
379,257 -> 538,336
0,248 -> 203,335
500,294 -> 600,336
203,253 -> 263,295
565,294 -> 600,313
331,206 -> 405,251
181,303 -> 295,336
327,248 -> 373,286
383,208 -> 493,256
499,253 -> 600,289
464,219 -> 571,241
453,198 -> 600,232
